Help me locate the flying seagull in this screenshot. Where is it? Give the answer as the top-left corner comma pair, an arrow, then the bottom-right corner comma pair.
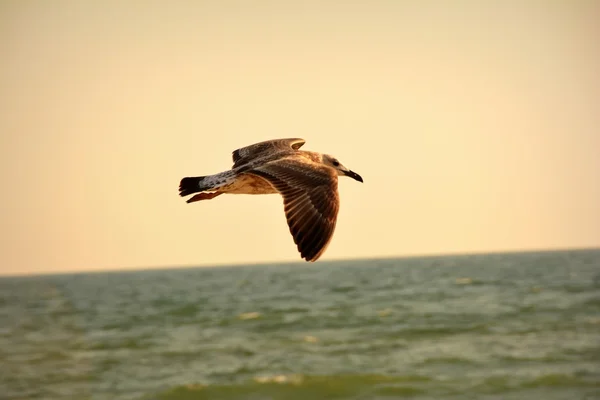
178,138 -> 363,262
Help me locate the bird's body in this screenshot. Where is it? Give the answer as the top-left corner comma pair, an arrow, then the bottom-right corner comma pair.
179,138 -> 363,262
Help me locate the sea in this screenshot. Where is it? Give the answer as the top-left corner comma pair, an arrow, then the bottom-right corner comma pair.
1,249 -> 599,400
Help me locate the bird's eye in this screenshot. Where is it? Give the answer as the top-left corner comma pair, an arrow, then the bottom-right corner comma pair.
332,160 -> 340,167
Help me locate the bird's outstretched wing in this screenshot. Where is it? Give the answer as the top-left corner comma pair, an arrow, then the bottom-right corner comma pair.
232,138 -> 305,169
249,158 -> 339,262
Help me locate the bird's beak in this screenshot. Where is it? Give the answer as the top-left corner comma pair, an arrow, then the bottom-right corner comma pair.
345,170 -> 363,183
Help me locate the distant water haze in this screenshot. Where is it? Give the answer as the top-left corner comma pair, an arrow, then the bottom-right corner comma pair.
1,1 -> 599,275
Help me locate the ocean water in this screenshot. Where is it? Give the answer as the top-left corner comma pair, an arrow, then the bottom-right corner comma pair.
1,250 -> 599,400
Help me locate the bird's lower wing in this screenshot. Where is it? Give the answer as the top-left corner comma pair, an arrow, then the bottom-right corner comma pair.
248,159 -> 339,262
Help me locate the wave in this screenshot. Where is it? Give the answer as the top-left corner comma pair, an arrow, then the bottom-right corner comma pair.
143,374 -> 431,400
142,372 -> 600,400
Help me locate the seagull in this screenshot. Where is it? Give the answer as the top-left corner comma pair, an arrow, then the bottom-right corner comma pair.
179,138 -> 363,262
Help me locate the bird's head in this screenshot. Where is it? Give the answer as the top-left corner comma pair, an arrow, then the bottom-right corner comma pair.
322,154 -> 363,183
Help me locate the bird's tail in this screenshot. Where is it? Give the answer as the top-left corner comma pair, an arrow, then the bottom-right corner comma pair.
179,170 -> 236,199
179,176 -> 209,197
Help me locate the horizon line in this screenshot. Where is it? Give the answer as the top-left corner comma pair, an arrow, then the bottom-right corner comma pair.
2,245 -> 599,278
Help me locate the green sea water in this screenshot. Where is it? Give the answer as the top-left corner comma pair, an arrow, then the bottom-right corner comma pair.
1,250 -> 599,400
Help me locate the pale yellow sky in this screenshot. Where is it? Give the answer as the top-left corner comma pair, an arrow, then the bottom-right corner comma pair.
1,1 -> 599,275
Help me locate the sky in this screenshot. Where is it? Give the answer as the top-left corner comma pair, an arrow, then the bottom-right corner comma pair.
1,0 -> 599,275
